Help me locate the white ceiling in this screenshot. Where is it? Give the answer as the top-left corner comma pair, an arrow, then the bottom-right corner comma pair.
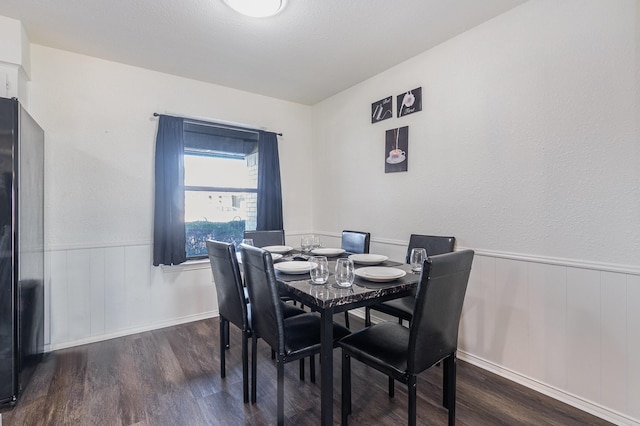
0,0 -> 527,105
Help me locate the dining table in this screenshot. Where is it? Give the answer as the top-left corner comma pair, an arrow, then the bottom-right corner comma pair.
275,253 -> 420,426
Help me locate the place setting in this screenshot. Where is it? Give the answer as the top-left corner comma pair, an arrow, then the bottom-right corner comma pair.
348,253 -> 403,267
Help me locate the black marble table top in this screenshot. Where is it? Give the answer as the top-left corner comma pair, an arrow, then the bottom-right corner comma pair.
277,260 -> 419,311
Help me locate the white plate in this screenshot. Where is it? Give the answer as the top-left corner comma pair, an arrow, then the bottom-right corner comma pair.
348,253 -> 389,265
274,261 -> 316,274
354,267 -> 406,282
311,247 -> 345,257
263,245 -> 293,254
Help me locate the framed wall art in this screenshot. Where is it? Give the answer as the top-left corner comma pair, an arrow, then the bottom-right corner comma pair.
385,126 -> 408,173
371,96 -> 393,123
397,87 -> 422,118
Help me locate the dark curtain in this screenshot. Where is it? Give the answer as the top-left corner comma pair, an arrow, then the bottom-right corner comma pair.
256,131 -> 283,230
153,115 -> 187,266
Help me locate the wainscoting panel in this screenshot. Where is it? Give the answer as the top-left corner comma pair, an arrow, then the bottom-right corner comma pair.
45,243 -> 217,352
566,267 -> 601,404
89,248 -> 106,336
459,254 -> 497,362
628,274 -> 640,421
455,251 -> 640,425
600,271 -> 628,414
494,257 -> 530,374
526,262 -> 567,389
104,246 -> 127,332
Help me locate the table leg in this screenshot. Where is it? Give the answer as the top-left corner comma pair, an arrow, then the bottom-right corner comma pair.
320,308 -> 334,426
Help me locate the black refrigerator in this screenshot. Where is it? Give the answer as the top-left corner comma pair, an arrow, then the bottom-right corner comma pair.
0,97 -> 44,406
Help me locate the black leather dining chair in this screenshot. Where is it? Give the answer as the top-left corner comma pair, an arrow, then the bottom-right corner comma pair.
206,240 -> 305,403
339,250 -> 474,426
364,234 -> 456,326
240,244 -> 351,425
341,230 -> 371,255
243,229 -> 285,248
340,230 -> 371,328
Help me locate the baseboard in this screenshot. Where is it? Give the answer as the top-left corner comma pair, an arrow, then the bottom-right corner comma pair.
457,351 -> 639,426
44,310 -> 218,352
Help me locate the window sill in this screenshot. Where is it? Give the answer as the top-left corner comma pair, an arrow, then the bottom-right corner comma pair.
161,258 -> 210,272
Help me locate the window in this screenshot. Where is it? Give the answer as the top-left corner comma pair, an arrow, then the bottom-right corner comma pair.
183,122 -> 259,259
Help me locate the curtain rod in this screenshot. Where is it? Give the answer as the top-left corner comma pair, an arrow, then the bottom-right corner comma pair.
153,113 -> 283,136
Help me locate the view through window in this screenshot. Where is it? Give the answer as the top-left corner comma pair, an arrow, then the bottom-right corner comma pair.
183,125 -> 258,258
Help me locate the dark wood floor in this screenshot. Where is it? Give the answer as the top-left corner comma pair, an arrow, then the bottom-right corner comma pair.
1,314 -> 612,426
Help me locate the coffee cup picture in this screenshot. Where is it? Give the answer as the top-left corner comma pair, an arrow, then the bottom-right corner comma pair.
385,126 -> 408,172
389,148 -> 405,159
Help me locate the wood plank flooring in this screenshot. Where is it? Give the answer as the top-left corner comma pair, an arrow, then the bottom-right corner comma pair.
0,314 -> 613,425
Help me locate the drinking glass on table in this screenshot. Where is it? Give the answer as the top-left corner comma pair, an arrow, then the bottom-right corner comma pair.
309,256 -> 329,285
311,234 -> 321,250
301,235 -> 312,253
335,258 -> 355,288
410,248 -> 427,272
241,239 -> 254,246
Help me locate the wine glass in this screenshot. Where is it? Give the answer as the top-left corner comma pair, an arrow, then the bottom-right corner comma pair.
410,248 -> 427,272
301,235 -> 312,253
309,256 -> 329,285
311,234 -> 321,250
335,258 -> 355,288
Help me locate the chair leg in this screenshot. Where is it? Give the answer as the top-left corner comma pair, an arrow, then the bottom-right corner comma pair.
443,356 -> 449,408
251,335 -> 258,404
310,355 -> 316,383
272,349 -> 276,360
299,358 -> 305,380
344,311 -> 350,329
277,357 -> 285,426
342,352 -> 351,425
388,376 -> 395,398
444,353 -> 457,426
242,330 -> 249,403
225,320 -> 230,349
219,317 -> 226,378
365,307 -> 371,326
408,375 -> 417,426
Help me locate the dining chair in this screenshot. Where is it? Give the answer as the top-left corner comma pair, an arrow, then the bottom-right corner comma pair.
206,240 -> 306,403
339,250 -> 474,426
243,229 -> 285,248
240,244 -> 351,425
340,230 -> 371,328
341,230 -> 371,254
364,234 -> 455,326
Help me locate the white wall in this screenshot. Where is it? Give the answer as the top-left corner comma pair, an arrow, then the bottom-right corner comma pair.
24,45 -> 313,349
312,0 -> 639,266
311,1 -> 640,424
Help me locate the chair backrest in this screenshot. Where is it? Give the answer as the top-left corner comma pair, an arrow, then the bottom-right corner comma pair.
206,240 -> 248,331
407,249 -> 474,374
341,230 -> 371,254
405,234 -> 456,264
243,230 -> 285,248
240,244 -> 285,353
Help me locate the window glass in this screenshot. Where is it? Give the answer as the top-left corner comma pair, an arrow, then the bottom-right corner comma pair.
184,154 -> 257,189
184,151 -> 258,259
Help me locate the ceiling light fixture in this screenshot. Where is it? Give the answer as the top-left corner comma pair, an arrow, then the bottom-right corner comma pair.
223,0 -> 286,18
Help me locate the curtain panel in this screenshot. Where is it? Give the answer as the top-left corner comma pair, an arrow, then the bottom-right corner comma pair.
153,115 -> 187,266
256,131 -> 283,231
